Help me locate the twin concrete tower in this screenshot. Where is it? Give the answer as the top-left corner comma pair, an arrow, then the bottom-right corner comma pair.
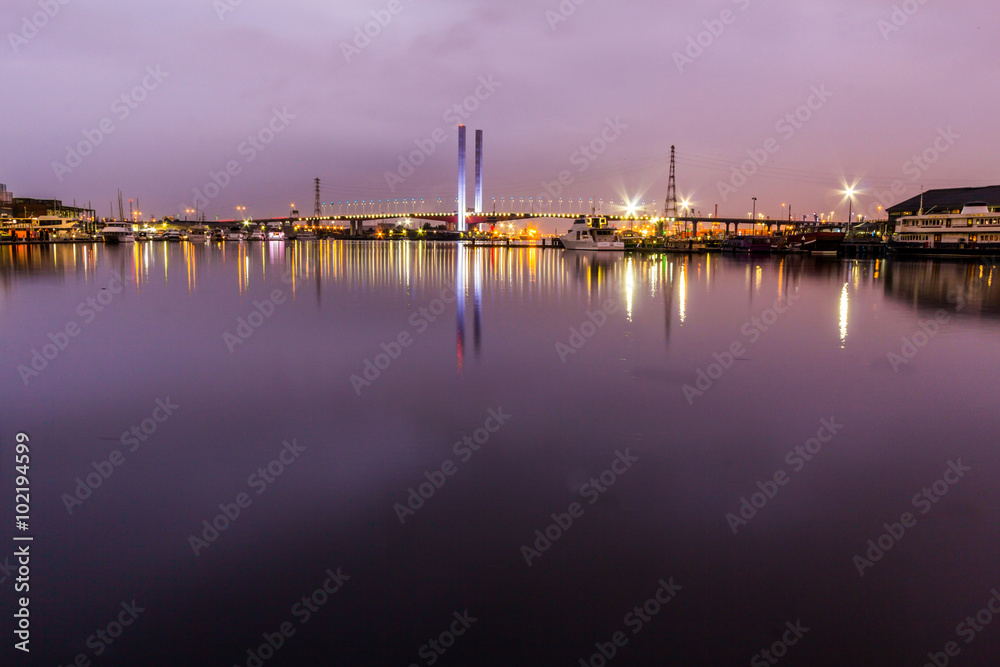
457,125 -> 484,232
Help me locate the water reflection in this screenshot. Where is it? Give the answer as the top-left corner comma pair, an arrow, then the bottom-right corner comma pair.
6,243 -> 1000,339
839,282 -> 849,348
5,242 -> 1000,666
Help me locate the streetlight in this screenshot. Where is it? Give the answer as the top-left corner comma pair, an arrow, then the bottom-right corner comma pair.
844,185 -> 856,231
752,197 -> 757,234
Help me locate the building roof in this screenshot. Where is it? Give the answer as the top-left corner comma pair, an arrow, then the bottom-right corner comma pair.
888,185 -> 1000,215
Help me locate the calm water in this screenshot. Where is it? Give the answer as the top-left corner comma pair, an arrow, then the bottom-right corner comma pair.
2,241 -> 999,666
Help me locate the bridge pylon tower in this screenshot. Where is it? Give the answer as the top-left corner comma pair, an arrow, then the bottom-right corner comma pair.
662,145 -> 677,236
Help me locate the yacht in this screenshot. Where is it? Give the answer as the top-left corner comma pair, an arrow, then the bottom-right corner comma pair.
248,229 -> 265,241
266,223 -> 286,241
100,223 -> 135,244
35,216 -> 88,240
211,228 -> 226,242
225,226 -> 246,242
888,202 -> 1000,256
777,225 -> 845,255
295,228 -> 318,241
559,217 -> 624,251
163,229 -> 183,242
187,224 -> 209,242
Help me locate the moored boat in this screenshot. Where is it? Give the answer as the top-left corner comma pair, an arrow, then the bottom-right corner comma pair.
887,202 -> 1000,257
100,223 -> 135,244
187,224 -> 209,242
560,216 -> 624,251
781,226 -> 845,255
266,223 -> 285,241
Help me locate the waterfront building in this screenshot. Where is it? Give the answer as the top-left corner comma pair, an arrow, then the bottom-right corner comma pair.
0,184 -> 11,218
888,185 -> 1000,226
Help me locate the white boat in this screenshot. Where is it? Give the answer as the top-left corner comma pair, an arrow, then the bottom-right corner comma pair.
187,224 -> 209,242
559,216 -> 624,251
35,216 -> 89,240
888,202 -> 1000,256
295,229 -> 317,241
225,226 -> 245,242
248,230 -> 265,241
100,224 -> 135,244
266,223 -> 285,241
163,229 -> 183,242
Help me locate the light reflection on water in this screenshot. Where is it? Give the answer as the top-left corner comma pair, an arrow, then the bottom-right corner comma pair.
1,242 -> 1000,666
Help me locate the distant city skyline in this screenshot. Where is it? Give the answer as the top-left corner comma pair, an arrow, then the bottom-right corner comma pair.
3,0 -> 997,223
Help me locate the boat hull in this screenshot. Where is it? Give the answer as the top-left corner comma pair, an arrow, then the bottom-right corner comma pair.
886,241 -> 1000,257
561,239 -> 624,250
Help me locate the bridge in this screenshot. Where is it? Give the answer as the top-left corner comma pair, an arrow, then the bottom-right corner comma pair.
185,212 -> 813,234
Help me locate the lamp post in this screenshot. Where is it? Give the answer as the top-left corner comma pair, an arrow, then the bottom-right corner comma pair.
752,197 -> 757,235
845,186 -> 855,232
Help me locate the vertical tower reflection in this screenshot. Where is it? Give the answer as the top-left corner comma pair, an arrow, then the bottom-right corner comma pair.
473,248 -> 483,356
456,245 -> 466,370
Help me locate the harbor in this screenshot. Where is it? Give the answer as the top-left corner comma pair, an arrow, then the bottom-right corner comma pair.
6,0 -> 999,663
5,183 -> 999,261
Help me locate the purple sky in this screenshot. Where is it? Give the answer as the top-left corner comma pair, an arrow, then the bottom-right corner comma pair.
2,0 -> 997,224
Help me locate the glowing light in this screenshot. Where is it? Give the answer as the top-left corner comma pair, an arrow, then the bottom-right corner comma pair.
625,258 -> 634,322
678,261 -> 687,324
839,282 -> 849,348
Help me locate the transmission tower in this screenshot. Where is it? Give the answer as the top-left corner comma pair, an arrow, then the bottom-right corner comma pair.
662,145 -> 677,235
314,178 -> 321,217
